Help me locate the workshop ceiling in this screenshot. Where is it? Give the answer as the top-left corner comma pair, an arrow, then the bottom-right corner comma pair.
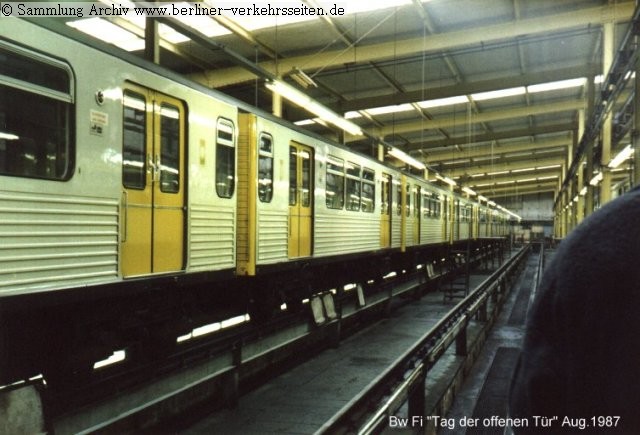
59,0 -> 637,202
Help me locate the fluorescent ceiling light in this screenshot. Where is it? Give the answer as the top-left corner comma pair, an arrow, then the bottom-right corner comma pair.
472,87 -> 526,101
388,148 -> 426,170
478,195 -> 489,202
0,132 -> 19,140
536,164 -> 561,170
345,111 -> 362,119
488,200 -> 497,206
518,178 -> 537,183
580,186 -> 588,196
537,175 -> 558,181
589,172 -> 603,186
512,167 -> 535,173
294,119 -> 316,126
462,187 -> 477,196
608,144 -> 633,169
471,173 -> 486,178
436,174 -> 457,186
418,95 -> 468,109
487,170 -> 509,176
266,79 -> 362,136
366,103 -> 414,116
67,18 -> 145,51
528,78 -> 586,93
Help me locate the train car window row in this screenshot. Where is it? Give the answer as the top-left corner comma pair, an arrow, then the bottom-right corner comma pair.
0,42 -> 74,181
216,118 -> 235,198
325,155 -> 345,209
361,168 -> 375,213
325,155 -> 375,213
258,132 -> 273,203
345,162 -> 361,211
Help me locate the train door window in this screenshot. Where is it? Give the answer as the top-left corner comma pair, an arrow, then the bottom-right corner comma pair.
405,185 -> 411,217
159,104 -> 180,193
215,118 -> 235,198
396,184 -> 402,215
289,146 -> 297,206
414,187 -> 421,218
381,176 -> 390,215
300,149 -> 311,207
123,91 -> 146,189
258,133 -> 273,203
361,168 -> 375,212
346,162 -> 361,211
326,155 -> 344,209
0,42 -> 74,180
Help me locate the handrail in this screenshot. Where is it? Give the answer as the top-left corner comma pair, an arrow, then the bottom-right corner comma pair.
317,244 -> 530,435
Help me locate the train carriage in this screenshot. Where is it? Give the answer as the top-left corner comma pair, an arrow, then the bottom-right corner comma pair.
0,18 -> 512,387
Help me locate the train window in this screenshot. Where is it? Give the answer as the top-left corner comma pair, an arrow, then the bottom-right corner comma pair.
301,149 -> 311,207
345,162 -> 361,211
396,184 -> 402,216
414,187 -> 421,218
326,155 -> 344,209
258,133 -> 273,203
289,146 -> 297,206
159,104 -> 180,193
0,43 -> 73,180
380,176 -> 390,216
215,118 -> 235,198
361,168 -> 375,213
122,91 -> 146,189
405,186 -> 411,217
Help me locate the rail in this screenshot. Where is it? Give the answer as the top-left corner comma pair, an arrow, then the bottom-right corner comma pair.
317,245 -> 530,435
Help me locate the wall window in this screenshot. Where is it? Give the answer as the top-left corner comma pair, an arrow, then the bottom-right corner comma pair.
361,168 -> 375,213
0,43 -> 73,180
258,133 -> 273,203
216,118 -> 235,198
345,162 -> 361,211
326,155 -> 344,209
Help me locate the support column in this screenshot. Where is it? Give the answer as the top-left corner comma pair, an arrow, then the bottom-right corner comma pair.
144,17 -> 160,64
272,89 -> 282,117
600,21 -> 615,205
585,76 -> 596,217
576,109 -> 585,224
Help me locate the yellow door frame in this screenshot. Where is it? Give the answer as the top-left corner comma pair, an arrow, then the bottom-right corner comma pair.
288,142 -> 313,258
121,84 -> 185,277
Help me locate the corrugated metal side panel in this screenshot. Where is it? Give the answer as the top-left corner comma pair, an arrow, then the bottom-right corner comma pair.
421,219 -> 443,243
315,213 -> 379,256
257,210 -> 288,263
188,204 -> 235,270
460,224 -> 470,240
0,191 -> 118,295
392,214 -> 402,248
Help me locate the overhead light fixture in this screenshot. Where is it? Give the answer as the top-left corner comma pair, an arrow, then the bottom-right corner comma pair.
366,103 -> 414,116
478,195 -> 489,202
580,186 -> 588,196
435,174 -> 457,186
462,186 -> 477,196
289,67 -> 317,89
488,200 -> 497,206
608,144 -> 633,169
388,148 -> 426,170
471,87 -> 526,101
266,79 -> 362,136
589,171 -> 603,186
528,78 -> 587,93
417,95 -> 469,109
0,132 -> 19,140
536,164 -> 561,170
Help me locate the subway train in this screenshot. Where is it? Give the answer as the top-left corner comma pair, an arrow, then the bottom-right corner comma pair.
0,18 -> 511,386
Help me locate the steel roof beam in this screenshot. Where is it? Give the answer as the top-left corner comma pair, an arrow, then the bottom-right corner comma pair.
190,3 -> 633,88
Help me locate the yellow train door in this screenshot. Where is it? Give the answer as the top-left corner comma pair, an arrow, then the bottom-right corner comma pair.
380,173 -> 392,248
121,86 -> 185,277
288,142 -> 313,258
